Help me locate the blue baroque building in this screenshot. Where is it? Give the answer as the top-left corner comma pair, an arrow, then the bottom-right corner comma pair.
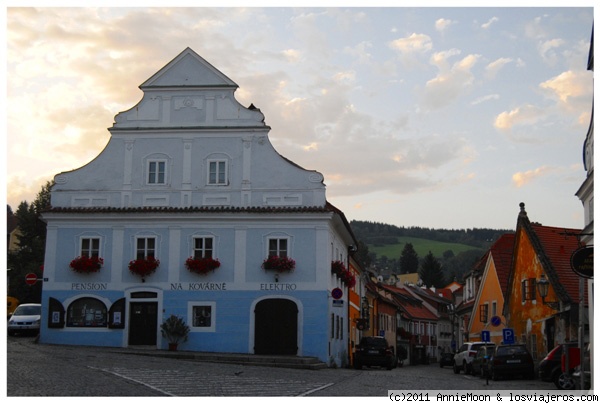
40,48 -> 357,367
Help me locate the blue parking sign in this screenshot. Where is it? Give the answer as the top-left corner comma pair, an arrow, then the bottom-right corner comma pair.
502,328 -> 515,344
481,330 -> 490,342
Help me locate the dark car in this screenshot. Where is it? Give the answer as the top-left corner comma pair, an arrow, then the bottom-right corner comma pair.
471,345 -> 495,377
353,336 -> 396,370
539,343 -> 579,390
439,352 -> 454,368
488,344 -> 535,381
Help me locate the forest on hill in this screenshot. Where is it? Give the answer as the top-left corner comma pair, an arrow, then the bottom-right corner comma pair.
349,220 -> 513,284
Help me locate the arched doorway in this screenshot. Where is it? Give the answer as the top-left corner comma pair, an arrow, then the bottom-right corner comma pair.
254,298 -> 298,355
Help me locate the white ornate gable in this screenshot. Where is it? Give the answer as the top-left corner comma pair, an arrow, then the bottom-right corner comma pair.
51,48 -> 326,210
113,48 -> 265,128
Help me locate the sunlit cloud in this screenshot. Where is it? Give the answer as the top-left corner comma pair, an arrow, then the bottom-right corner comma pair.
512,166 -> 554,188
481,17 -> 499,30
471,94 -> 500,106
421,53 -> 480,109
539,70 -> 590,104
435,18 -> 455,34
494,105 -> 543,131
485,57 -> 513,79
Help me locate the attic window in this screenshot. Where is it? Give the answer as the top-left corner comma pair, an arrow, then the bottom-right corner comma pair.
208,160 -> 227,185
521,278 -> 536,302
147,160 -> 166,184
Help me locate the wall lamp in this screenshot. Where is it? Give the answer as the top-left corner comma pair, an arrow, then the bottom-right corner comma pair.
536,274 -> 559,310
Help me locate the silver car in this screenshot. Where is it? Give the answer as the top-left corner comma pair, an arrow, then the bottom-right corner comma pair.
8,303 -> 41,336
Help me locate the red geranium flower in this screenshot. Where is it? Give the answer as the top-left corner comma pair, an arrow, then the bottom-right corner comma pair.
70,256 -> 104,274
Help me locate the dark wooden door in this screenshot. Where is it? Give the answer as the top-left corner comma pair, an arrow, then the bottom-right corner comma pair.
129,302 -> 158,345
254,298 -> 298,355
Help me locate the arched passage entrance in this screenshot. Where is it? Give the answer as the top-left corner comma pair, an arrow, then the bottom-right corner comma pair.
254,298 -> 298,355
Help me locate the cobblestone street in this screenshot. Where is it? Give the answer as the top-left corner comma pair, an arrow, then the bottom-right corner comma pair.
7,336 -> 554,397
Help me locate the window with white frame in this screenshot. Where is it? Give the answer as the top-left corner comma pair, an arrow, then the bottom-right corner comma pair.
189,301 -> 216,332
492,301 -> 497,316
136,237 -> 156,260
207,160 -> 227,185
147,160 -> 166,184
268,238 -> 288,258
521,278 -> 536,302
480,303 -> 489,323
192,236 -> 214,259
80,237 -> 100,257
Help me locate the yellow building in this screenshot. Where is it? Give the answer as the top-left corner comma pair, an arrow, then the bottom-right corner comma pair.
467,234 -> 514,344
504,203 -> 585,360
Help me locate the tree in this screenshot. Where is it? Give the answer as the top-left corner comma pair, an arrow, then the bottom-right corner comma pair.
399,243 -> 419,274
354,240 -> 372,269
7,181 -> 53,303
419,251 -> 446,288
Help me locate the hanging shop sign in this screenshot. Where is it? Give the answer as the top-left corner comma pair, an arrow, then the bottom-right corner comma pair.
570,246 -> 593,279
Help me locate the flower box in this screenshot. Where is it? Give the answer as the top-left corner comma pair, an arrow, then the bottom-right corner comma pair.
262,255 -> 295,273
185,257 -> 221,275
331,260 -> 346,277
331,260 -> 355,288
70,256 -> 104,274
128,257 -> 160,280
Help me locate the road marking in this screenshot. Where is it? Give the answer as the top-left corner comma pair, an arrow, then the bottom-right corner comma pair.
90,367 -> 174,396
298,382 -> 334,396
91,366 -> 331,396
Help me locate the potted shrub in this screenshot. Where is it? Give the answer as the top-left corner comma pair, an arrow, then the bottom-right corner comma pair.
160,314 -> 190,351
128,256 -> 160,282
185,256 -> 221,275
261,255 -> 295,273
70,255 -> 104,274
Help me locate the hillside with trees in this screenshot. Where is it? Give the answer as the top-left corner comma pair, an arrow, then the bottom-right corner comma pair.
349,220 -> 512,285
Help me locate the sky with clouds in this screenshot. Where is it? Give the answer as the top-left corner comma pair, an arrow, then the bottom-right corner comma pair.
5,5 -> 595,230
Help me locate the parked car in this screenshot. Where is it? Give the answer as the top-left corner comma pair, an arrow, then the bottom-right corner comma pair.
471,344 -> 495,377
539,343 -> 578,390
453,342 -> 491,374
353,336 -> 396,370
439,352 -> 454,368
488,344 -> 535,381
7,303 -> 41,336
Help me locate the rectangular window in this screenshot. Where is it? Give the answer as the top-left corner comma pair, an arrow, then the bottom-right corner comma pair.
148,160 -> 166,184
80,237 -> 100,257
331,313 -> 335,339
480,303 -> 489,323
492,301 -> 497,316
136,237 -> 156,260
188,301 -> 216,332
193,237 -> 214,259
521,278 -> 536,302
208,160 -> 227,185
268,238 -> 288,258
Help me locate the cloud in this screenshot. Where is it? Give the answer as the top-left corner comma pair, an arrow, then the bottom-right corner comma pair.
471,94 -> 500,106
485,57 -> 513,79
389,33 -> 433,67
512,166 -> 555,188
494,104 -> 544,131
435,18 -> 455,34
420,52 -> 480,110
538,38 -> 566,65
481,17 -> 499,30
539,70 -> 591,104
343,41 -> 373,64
